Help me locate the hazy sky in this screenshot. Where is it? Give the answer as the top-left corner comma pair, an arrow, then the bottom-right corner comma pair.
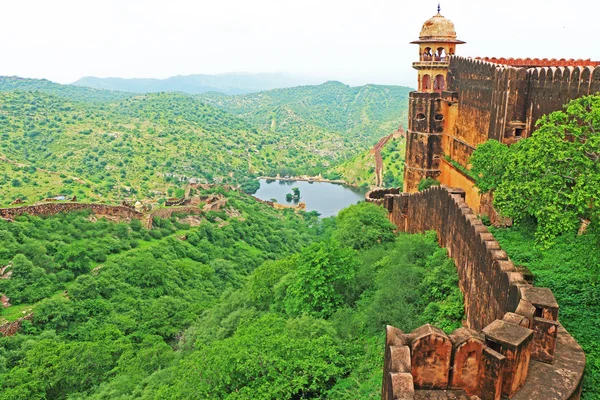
1,0 -> 597,87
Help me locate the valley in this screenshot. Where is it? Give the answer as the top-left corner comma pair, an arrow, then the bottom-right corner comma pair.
0,77 -> 410,207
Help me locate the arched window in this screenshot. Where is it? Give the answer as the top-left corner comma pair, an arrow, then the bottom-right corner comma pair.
422,47 -> 432,61
434,75 -> 445,92
436,48 -> 447,61
422,74 -> 431,91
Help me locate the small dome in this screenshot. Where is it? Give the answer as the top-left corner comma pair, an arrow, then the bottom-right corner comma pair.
419,12 -> 457,41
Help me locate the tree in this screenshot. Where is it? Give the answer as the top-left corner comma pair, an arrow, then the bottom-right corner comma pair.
333,202 -> 396,250
470,95 -> 600,243
283,240 -> 359,318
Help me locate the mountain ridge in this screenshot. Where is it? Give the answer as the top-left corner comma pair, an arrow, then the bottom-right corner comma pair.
71,72 -> 326,95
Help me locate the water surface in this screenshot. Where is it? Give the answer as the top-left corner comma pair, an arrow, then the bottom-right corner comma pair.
254,179 -> 367,218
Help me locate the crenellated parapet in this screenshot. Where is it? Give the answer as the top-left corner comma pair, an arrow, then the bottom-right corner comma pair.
475,57 -> 600,68
367,186 -> 585,399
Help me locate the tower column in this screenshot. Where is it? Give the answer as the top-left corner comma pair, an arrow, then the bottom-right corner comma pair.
403,6 -> 465,192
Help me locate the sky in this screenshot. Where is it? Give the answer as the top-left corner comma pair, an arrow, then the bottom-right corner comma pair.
0,0 -> 598,87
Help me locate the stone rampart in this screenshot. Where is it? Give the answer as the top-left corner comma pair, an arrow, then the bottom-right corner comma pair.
0,203 -> 143,221
368,186 -> 585,399
365,188 -> 401,206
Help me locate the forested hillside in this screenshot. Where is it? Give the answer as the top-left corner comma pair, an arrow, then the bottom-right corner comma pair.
0,77 -> 410,206
0,190 -> 463,399
0,77 -> 132,103
199,81 -> 410,148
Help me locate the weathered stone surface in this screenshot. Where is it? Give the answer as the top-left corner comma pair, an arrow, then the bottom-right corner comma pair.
387,372 -> 415,400
512,325 -> 585,400
414,389 -> 472,399
483,320 -> 533,398
477,347 -> 504,400
410,325 -> 452,389
0,313 -> 33,336
520,287 -> 559,321
531,317 -> 559,363
449,328 -> 484,395
0,202 -> 142,221
502,312 -> 529,328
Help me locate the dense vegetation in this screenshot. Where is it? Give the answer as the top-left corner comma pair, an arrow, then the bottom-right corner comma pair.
471,95 -> 600,244
0,77 -> 410,206
200,82 -> 410,179
0,196 -> 463,399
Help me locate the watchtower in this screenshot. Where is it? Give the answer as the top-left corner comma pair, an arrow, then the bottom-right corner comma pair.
411,4 -> 465,93
404,5 -> 464,192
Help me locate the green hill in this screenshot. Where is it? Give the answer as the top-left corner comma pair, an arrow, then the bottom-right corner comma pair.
199,81 -> 411,147
0,76 -> 132,103
0,192 -> 462,399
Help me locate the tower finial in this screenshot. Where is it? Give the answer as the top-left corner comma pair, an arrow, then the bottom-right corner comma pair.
438,3 -> 441,13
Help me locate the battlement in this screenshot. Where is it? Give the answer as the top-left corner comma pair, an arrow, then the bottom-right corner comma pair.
367,186 -> 585,399
475,57 -> 600,68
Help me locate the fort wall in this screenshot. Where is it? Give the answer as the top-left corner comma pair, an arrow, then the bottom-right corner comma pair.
368,186 -> 585,399
0,202 -> 143,221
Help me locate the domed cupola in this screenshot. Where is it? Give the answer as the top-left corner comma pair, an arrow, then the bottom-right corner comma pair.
410,4 -> 465,93
417,7 -> 461,42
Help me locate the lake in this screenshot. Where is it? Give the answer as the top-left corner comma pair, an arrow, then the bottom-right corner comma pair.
253,179 -> 368,218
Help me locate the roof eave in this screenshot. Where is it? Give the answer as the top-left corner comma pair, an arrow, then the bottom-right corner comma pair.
410,39 -> 466,44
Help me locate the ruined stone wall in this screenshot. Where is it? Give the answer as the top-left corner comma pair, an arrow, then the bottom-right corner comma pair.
369,186 -> 585,399
0,313 -> 33,337
0,203 -> 143,221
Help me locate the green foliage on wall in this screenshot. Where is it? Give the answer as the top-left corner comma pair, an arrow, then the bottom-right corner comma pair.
470,95 -> 600,244
417,177 -> 441,192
